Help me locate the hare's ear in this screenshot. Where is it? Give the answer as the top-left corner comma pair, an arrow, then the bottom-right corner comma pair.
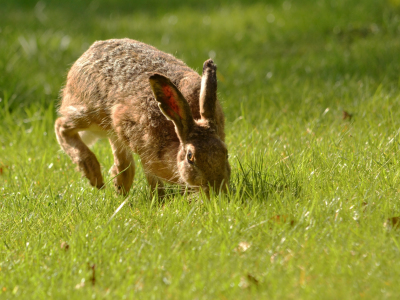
199,59 -> 217,125
149,74 -> 195,142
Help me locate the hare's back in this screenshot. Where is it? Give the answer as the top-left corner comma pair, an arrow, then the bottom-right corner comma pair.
64,39 -> 194,103
60,39 -> 202,142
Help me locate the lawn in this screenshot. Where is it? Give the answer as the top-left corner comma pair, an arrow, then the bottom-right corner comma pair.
1,0 -> 400,298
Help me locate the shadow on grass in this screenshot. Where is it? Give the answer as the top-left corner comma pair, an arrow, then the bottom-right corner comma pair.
232,157 -> 302,201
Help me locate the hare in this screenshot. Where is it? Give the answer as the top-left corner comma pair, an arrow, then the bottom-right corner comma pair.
55,38 -> 230,197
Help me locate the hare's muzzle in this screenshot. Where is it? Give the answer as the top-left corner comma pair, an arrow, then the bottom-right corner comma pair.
201,179 -> 229,197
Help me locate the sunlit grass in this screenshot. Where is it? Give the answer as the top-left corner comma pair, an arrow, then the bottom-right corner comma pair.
1,0 -> 400,299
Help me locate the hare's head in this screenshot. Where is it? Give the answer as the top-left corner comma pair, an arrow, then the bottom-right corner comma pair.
149,59 -> 231,195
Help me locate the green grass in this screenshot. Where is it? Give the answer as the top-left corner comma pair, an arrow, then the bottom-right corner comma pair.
2,0 -> 400,298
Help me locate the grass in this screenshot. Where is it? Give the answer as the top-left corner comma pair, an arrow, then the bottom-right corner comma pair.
1,0 -> 400,298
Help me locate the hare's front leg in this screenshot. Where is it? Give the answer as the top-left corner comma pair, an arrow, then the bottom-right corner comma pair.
145,174 -> 165,199
55,114 -> 104,189
109,136 -> 135,195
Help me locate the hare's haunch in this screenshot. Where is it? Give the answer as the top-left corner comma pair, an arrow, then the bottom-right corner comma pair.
55,39 -> 230,197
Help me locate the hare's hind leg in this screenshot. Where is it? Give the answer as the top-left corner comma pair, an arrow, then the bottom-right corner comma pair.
55,110 -> 104,189
109,136 -> 135,195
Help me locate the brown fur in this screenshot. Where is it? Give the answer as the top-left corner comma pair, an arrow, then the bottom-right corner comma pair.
55,38 -> 230,197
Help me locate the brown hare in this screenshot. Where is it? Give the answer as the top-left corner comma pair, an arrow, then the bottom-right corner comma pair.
55,38 -> 230,197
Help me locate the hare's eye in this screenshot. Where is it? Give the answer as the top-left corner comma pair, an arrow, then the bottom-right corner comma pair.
187,150 -> 194,164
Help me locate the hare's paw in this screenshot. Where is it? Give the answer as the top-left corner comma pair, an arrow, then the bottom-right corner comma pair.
110,164 -> 134,195
77,158 -> 104,189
